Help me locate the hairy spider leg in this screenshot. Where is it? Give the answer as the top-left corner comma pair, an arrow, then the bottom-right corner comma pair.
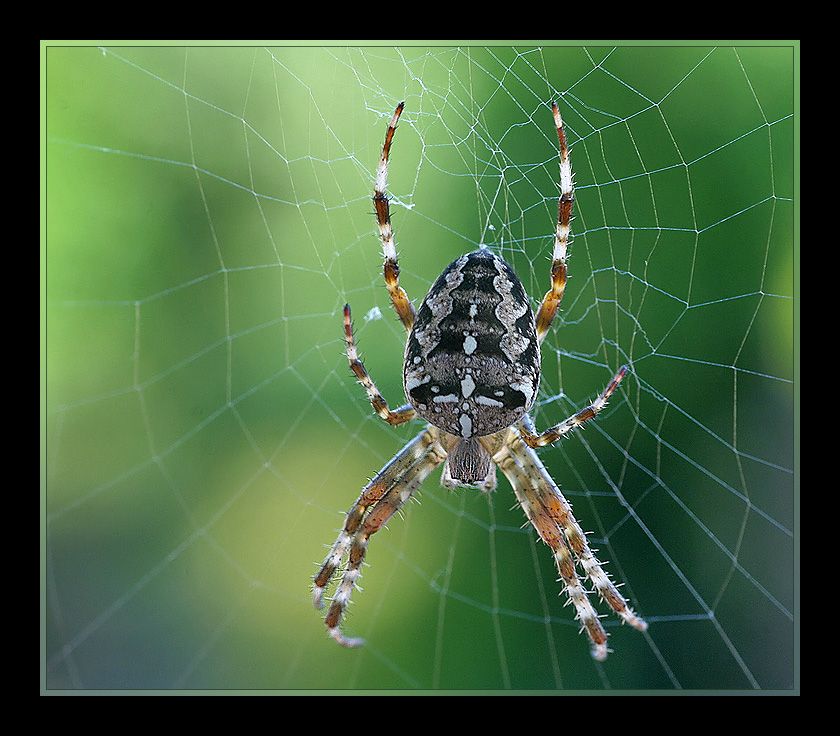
373,102 -> 416,333
535,103 -> 573,345
313,426 -> 447,646
520,365 -> 629,448
344,304 -> 416,426
495,428 -> 646,661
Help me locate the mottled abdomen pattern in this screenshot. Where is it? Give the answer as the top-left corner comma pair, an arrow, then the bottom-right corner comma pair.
403,249 -> 540,438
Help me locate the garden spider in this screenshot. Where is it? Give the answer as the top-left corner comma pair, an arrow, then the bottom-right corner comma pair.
313,102 -> 647,661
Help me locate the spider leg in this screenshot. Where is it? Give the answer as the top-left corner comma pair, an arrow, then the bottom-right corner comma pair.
344,304 -> 416,426
493,428 -> 646,661
374,102 -> 416,333
535,102 -> 572,345
313,426 -> 447,647
519,365 -> 628,448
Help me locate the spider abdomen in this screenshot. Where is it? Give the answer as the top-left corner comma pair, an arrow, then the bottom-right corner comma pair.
403,249 -> 540,438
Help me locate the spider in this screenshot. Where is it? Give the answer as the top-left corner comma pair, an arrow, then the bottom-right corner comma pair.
313,102 -> 647,661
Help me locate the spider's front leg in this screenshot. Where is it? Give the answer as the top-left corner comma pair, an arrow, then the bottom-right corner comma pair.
535,103 -> 573,345
373,102 -> 416,333
313,426 -> 447,647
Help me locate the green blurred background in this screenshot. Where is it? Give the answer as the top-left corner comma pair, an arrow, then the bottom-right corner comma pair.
43,44 -> 796,691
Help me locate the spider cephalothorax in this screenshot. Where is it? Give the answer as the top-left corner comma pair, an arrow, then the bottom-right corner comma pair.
312,102 -> 646,660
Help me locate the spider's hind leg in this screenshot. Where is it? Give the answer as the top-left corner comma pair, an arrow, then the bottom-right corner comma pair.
313,426 -> 447,647
492,427 -> 646,660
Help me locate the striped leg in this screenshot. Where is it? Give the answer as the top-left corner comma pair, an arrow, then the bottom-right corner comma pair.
373,101 -> 416,333
313,426 -> 447,646
519,366 -> 628,448
494,428 -> 646,661
344,304 -> 416,426
535,102 -> 573,344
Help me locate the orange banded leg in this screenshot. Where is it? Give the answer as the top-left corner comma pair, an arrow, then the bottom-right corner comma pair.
343,304 -> 416,426
492,435 -> 611,660
496,429 -> 646,660
535,103 -> 573,344
509,433 -> 647,645
373,102 -> 416,333
520,366 -> 628,448
313,426 -> 447,646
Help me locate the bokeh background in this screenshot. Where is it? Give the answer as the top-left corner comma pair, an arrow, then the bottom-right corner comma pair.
43,44 -> 797,691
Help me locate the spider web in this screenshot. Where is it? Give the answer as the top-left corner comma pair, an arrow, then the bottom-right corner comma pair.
43,44 -> 797,692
